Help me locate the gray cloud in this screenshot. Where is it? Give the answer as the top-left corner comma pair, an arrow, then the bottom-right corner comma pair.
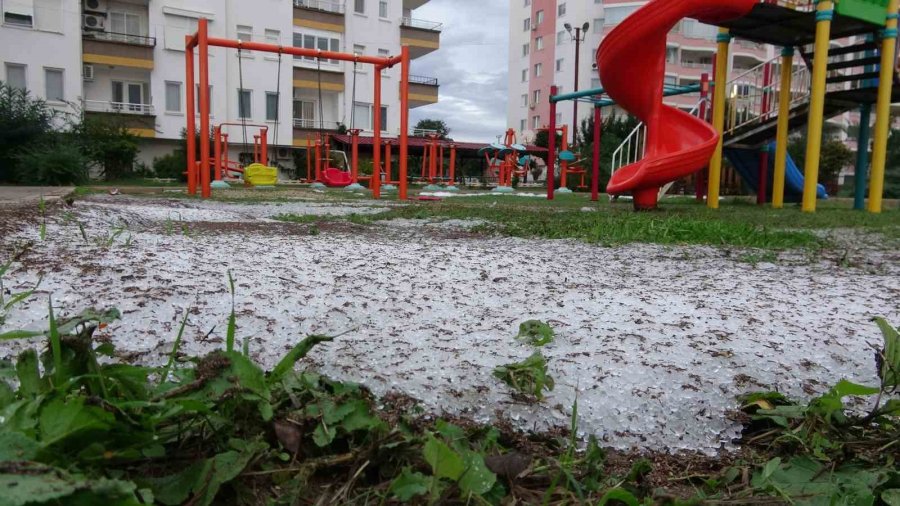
408,0 -> 509,143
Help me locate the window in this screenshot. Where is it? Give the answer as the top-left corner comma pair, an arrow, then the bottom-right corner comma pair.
109,12 -> 143,36
521,69 -> 528,82
522,43 -> 529,57
163,14 -> 197,51
265,29 -> 280,45
44,68 -> 63,102
165,81 -> 182,112
520,119 -> 526,132
293,33 -> 340,63
520,94 -> 527,107
558,3 -> 566,16
196,85 -> 213,113
3,0 -> 34,28
664,75 -> 677,86
379,105 -> 387,131
5,63 -> 26,91
534,62 -> 542,77
535,36 -> 543,50
533,89 -> 540,105
294,100 -> 315,126
593,18 -> 602,33
112,80 -> 149,112
523,17 -> 530,31
379,0 -> 388,18
523,0 -> 530,6
351,102 -> 387,130
666,46 -> 678,63
266,92 -> 280,121
604,6 -> 640,25
556,58 -> 564,72
557,30 -> 566,44
238,89 -> 252,118
532,115 -> 541,129
354,0 -> 365,14
353,44 -> 365,56
535,10 -> 544,25
237,25 -> 253,55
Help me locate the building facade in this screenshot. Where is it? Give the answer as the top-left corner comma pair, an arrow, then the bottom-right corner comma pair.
0,0 -> 441,174
507,0 -> 773,142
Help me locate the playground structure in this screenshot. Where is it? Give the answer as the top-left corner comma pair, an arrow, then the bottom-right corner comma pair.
184,17 -> 411,200
211,123 -> 270,185
549,0 -> 899,212
478,129 -> 529,191
419,134 -> 458,190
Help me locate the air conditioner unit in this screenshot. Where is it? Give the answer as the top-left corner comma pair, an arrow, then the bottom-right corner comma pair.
83,64 -> 94,81
84,0 -> 108,13
83,14 -> 105,31
277,148 -> 291,159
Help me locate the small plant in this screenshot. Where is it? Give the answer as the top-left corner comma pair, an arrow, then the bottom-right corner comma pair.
493,352 -> 555,400
0,253 -> 41,329
516,320 -> 555,346
38,195 -> 46,241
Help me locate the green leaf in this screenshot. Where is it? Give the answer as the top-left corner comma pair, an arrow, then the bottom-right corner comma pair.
493,352 -> 555,400
875,317 -> 900,387
423,436 -> 464,481
0,432 -> 40,461
55,308 -> 121,336
339,400 -> 382,432
38,397 -> 115,448
762,457 -> 782,480
226,271 -> 236,353
268,334 -> 334,384
313,421 -> 337,447
597,487 -> 639,506
458,452 -> 497,496
0,330 -> 43,341
0,468 -> 140,506
16,349 -> 44,399
516,320 -> 555,346
828,379 -> 880,398
883,489 -> 900,506
389,468 -> 431,502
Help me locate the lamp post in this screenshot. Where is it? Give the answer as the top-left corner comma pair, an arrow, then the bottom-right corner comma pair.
564,21 -> 590,149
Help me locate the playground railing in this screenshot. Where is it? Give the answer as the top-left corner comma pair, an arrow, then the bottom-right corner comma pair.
724,54 -> 811,135
293,0 -> 346,14
766,0 -> 816,12
400,17 -> 443,31
83,100 -> 155,115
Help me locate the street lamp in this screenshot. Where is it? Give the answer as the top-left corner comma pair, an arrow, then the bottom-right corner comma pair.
564,21 -> 590,149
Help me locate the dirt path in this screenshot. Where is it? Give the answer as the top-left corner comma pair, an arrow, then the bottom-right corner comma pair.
0,186 -> 73,205
1,196 -> 898,455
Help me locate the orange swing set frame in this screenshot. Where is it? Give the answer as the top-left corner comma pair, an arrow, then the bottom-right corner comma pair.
184,18 -> 411,199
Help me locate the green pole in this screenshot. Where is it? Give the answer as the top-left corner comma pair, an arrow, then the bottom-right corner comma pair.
854,34 -> 877,210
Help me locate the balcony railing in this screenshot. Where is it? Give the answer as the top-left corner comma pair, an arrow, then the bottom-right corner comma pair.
680,61 -> 713,69
409,75 -> 439,86
401,17 -> 443,31
83,30 -> 156,47
83,100 -> 155,115
293,118 -> 343,130
294,0 -> 345,14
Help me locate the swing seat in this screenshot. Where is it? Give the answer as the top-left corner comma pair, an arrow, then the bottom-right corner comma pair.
323,168 -> 352,187
244,163 -> 278,186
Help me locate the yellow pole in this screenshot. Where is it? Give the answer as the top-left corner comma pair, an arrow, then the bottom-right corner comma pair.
708,28 -> 731,209
772,47 -> 794,209
801,0 -> 834,213
867,1 -> 899,213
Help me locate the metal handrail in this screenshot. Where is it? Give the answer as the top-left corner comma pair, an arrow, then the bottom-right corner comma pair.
409,75 -> 439,86
400,17 -> 443,31
83,100 -> 155,115
83,30 -> 156,47
292,118 -> 343,129
293,0 -> 346,14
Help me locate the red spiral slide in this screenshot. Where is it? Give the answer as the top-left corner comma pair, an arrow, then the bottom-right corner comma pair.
599,0 -> 756,209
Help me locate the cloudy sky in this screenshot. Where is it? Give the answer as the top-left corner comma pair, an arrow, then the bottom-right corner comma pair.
407,0 -> 510,143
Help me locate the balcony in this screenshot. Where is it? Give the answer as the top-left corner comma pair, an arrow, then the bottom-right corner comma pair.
293,119 -> 343,146
409,74 -> 438,108
83,100 -> 154,115
400,18 -> 441,59
82,31 -> 155,69
403,0 -> 432,9
294,0 -> 345,32
83,101 -> 156,137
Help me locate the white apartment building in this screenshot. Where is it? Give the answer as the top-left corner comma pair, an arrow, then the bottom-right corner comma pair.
0,0 -> 441,173
507,0 -> 773,142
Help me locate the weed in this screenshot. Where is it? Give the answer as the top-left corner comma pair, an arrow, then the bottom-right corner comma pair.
493,352 -> 555,400
516,320 -> 555,346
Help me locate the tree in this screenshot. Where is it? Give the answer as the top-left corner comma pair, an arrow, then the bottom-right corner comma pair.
563,111 -> 639,191
72,114 -> 140,181
884,127 -> 899,198
413,119 -> 450,139
0,82 -> 56,182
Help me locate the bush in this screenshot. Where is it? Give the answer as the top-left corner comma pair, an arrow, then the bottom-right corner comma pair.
0,82 -> 56,182
153,151 -> 187,181
14,135 -> 88,185
73,115 -> 139,181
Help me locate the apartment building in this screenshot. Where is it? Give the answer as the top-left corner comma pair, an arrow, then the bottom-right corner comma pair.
0,0 -> 441,173
507,0 -> 773,140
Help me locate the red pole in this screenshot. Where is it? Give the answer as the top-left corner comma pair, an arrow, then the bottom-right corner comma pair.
439,143 -> 444,180
421,145 -> 427,179
350,129 -> 360,183
399,46 -> 409,200
222,134 -> 229,178
315,139 -> 322,181
430,137 -> 437,183
385,141 -> 392,183
373,67 -> 382,198
261,128 -> 268,166
592,105 -> 601,202
185,35 -> 197,195
214,126 -> 221,181
449,144 -> 456,185
306,138 -> 312,182
758,63 -> 772,205
548,85 -> 558,200
198,18 -> 211,198
697,72 -> 710,201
